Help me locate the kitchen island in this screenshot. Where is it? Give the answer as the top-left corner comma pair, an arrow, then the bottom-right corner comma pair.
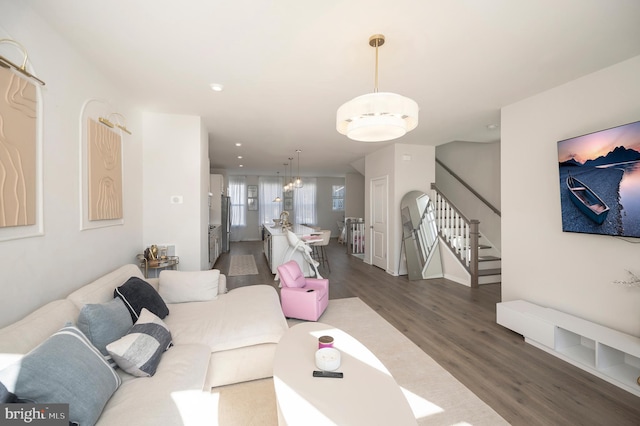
263,224 -> 318,278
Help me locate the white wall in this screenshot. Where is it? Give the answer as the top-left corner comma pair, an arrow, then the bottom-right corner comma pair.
501,55 -> 640,336
142,112 -> 209,271
316,177 -> 346,237
345,173 -> 365,219
0,3 -> 143,327
365,143 -> 435,276
436,141 -> 502,251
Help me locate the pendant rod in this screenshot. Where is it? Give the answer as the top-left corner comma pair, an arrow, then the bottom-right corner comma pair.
369,34 -> 385,93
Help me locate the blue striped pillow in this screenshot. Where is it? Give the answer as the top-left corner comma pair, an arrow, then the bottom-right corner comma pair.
0,325 -> 120,426
106,308 -> 172,377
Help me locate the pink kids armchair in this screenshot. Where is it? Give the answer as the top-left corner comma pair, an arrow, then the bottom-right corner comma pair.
277,260 -> 329,321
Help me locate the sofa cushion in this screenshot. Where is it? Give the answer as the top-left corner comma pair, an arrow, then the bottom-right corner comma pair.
114,277 -> 169,321
158,269 -> 220,303
163,285 -> 288,352
107,309 -> 172,377
77,298 -> 133,367
218,273 -> 227,294
0,299 -> 79,357
0,325 -> 120,426
67,264 -> 144,309
96,343 -> 211,426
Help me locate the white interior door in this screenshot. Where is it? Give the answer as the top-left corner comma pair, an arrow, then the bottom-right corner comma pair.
371,176 -> 388,270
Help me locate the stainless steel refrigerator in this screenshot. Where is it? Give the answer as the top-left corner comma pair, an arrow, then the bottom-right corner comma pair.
221,195 -> 231,252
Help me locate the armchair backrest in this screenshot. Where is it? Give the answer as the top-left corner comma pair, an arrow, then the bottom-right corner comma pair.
277,260 -> 306,288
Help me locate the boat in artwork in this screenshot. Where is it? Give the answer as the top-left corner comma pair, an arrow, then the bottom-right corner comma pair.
566,174 -> 610,225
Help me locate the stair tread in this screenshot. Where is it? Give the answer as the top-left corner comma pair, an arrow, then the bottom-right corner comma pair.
479,256 -> 501,262
478,268 -> 501,276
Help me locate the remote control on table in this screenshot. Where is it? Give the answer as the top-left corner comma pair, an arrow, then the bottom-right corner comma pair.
313,370 -> 343,378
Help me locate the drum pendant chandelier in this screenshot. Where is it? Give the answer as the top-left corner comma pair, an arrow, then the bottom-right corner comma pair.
336,34 -> 419,142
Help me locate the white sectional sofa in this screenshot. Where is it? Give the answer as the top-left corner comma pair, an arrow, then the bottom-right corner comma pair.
0,264 -> 288,425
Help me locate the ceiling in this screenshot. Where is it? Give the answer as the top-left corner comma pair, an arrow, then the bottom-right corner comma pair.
25,0 -> 640,177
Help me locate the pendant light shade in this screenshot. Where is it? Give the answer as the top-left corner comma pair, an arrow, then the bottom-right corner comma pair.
337,34 -> 418,142
294,149 -> 303,188
337,92 -> 418,142
273,171 -> 282,202
285,158 -> 294,192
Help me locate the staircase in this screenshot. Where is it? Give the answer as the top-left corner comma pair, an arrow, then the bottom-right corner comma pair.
477,245 -> 502,285
431,183 -> 501,288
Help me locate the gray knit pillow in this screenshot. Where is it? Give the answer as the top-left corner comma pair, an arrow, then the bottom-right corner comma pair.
106,308 -> 172,377
77,298 -> 133,367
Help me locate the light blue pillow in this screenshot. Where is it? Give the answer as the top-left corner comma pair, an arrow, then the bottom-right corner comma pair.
0,325 -> 121,426
77,298 -> 133,367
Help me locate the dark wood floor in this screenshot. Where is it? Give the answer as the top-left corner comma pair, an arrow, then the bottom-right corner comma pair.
216,239 -> 640,426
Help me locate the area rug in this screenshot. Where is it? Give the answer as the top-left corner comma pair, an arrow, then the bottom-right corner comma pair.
213,297 -> 508,425
227,255 -> 259,276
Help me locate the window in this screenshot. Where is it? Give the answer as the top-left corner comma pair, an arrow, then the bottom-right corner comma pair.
228,176 -> 246,227
293,178 -> 317,225
332,185 -> 345,211
259,176 -> 283,226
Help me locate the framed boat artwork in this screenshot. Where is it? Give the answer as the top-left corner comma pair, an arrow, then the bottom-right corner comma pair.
557,119 -> 640,238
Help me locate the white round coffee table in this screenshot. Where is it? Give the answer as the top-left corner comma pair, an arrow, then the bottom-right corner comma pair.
273,322 -> 416,425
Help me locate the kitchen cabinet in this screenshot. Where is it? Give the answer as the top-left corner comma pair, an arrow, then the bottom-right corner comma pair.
209,225 -> 222,268
209,174 -> 224,225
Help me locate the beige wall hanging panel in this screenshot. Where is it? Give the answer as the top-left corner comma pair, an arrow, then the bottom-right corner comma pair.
0,67 -> 36,227
0,37 -> 44,241
79,99 -> 130,230
87,117 -> 122,220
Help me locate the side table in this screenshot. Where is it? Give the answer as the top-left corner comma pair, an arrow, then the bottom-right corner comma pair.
136,255 -> 179,278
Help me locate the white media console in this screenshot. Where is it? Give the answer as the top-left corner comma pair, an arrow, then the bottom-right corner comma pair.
496,300 -> 640,397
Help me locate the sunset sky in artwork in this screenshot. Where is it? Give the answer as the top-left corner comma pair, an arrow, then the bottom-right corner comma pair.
557,120 -> 640,164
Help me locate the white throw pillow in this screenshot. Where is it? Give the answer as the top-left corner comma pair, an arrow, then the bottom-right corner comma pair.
158,269 -> 220,303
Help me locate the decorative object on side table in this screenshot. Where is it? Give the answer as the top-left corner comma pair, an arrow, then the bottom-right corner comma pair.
315,347 -> 341,371
137,245 -> 179,278
318,335 -> 334,348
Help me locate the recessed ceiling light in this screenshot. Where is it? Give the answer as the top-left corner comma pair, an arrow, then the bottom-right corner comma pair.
235,143 -> 242,147
237,156 -> 243,159
210,83 -> 224,92
239,164 -> 244,168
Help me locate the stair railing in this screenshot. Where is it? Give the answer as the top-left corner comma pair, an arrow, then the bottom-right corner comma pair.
436,158 -> 501,217
346,218 -> 365,255
431,183 -> 480,288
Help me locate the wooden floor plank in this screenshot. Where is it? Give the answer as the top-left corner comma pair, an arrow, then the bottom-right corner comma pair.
218,239 -> 640,425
